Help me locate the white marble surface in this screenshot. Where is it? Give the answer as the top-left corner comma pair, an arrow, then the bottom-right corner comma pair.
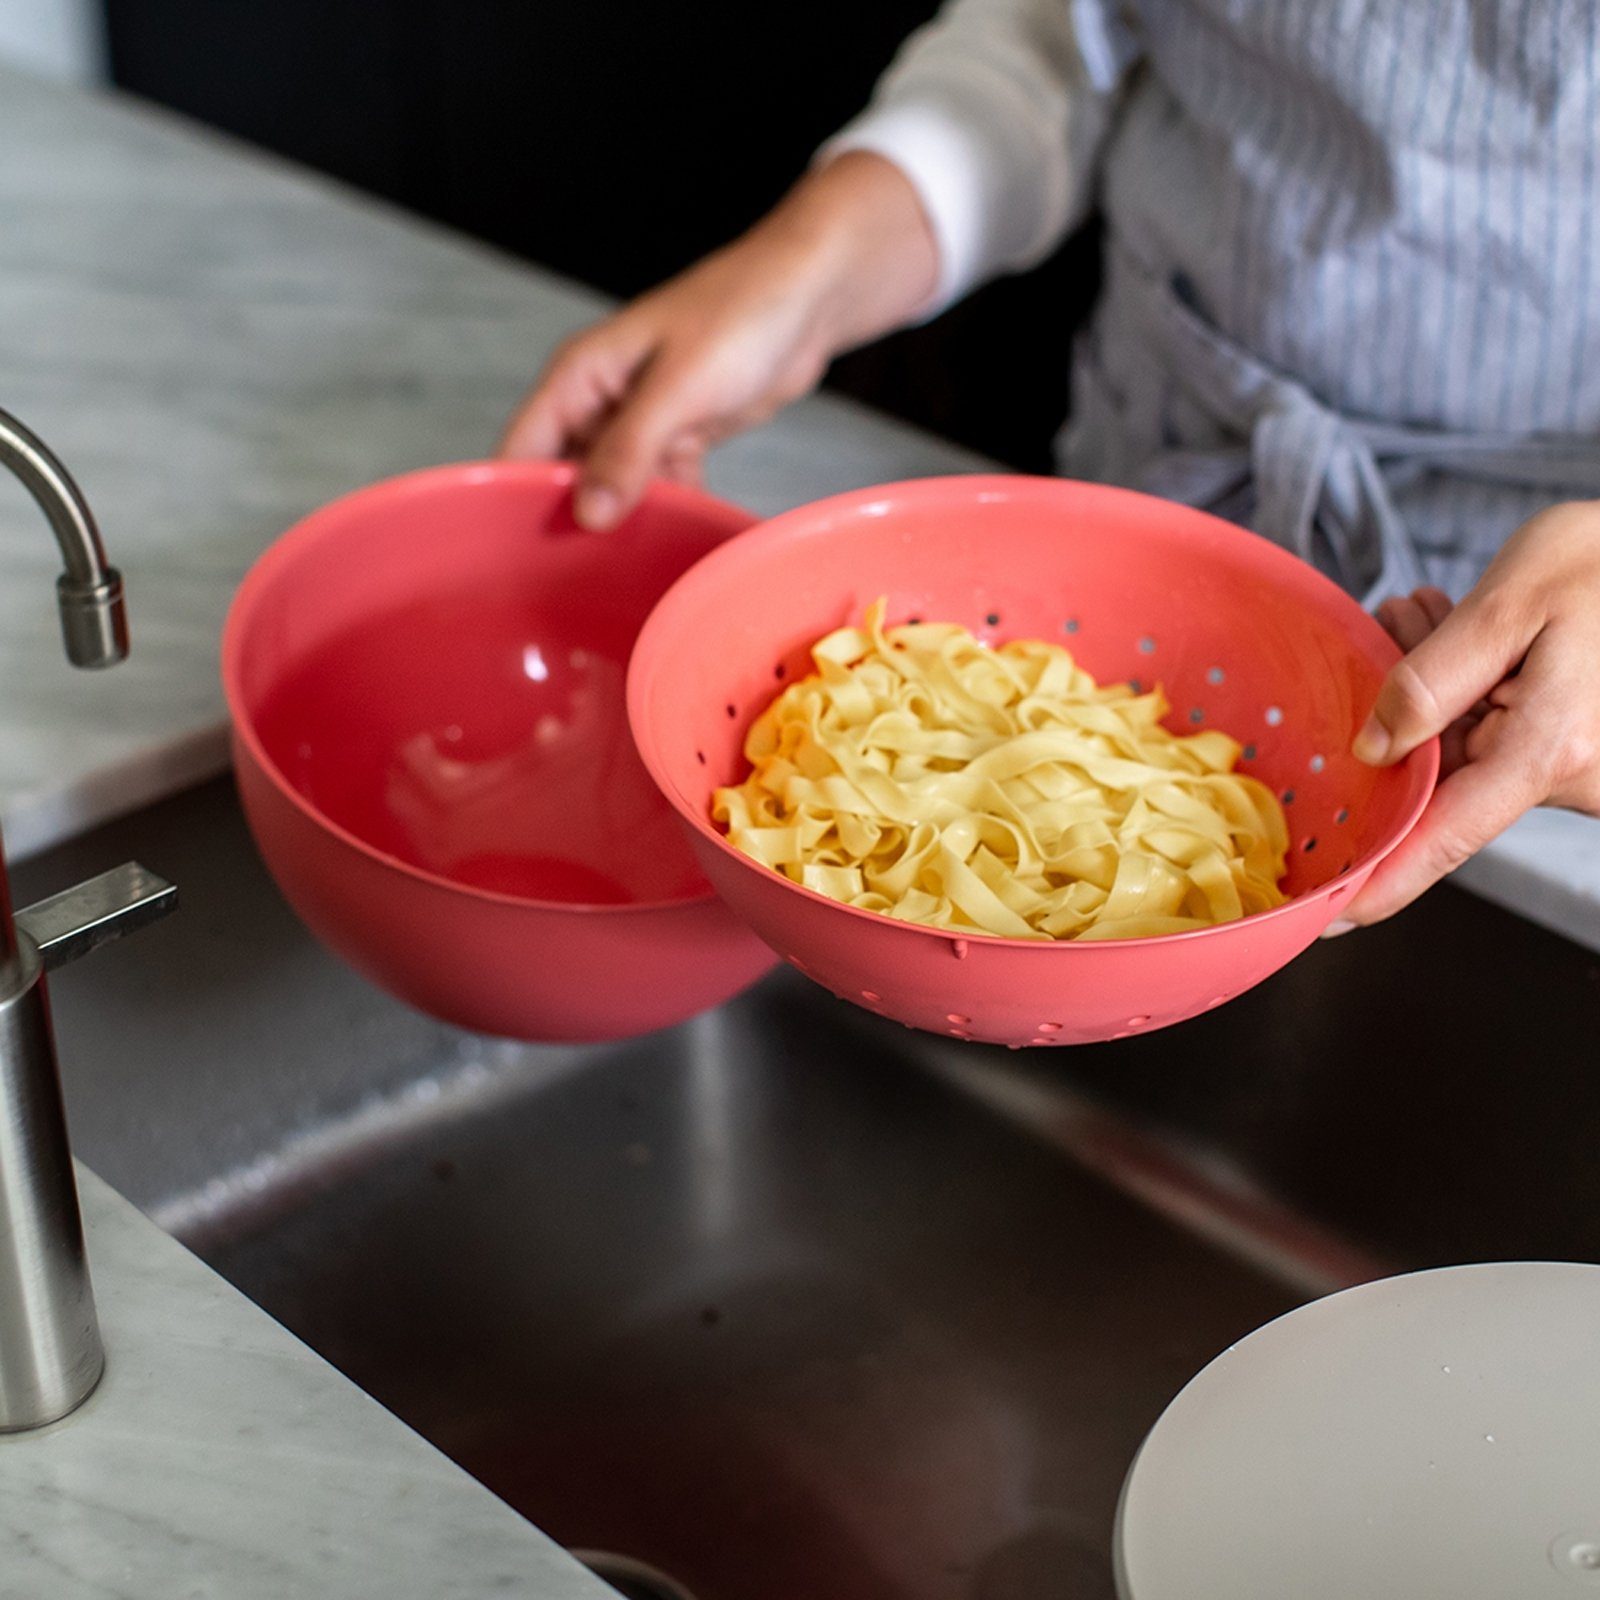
1,51 -> 1597,962
1,1168 -> 613,1600
1455,807 -> 1600,954
0,63 -> 987,862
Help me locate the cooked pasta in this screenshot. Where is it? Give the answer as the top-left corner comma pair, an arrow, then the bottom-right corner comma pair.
712,600 -> 1289,941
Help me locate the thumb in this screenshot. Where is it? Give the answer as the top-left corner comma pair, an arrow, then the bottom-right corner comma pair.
1336,718 -> 1545,925
1354,593 -> 1530,766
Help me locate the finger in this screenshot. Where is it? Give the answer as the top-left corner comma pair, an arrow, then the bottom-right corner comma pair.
1376,595 -> 1435,654
497,330 -> 650,461
1439,701 -> 1491,778
1415,586 -> 1455,629
498,376 -> 587,461
660,432 -> 707,487
576,356 -> 702,529
1353,591 -> 1536,766
1336,727 -> 1546,925
1463,704 -> 1515,764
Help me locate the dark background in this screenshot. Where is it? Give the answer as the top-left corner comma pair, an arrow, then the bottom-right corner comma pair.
102,0 -> 1101,471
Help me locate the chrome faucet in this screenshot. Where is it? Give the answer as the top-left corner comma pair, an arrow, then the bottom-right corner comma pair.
0,408 -> 176,1432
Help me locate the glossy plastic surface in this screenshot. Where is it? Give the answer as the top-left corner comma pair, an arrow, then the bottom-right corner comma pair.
628,475 -> 1439,1048
223,460 -> 777,1041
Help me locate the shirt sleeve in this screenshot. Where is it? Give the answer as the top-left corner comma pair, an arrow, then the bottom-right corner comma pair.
817,0 -> 1144,316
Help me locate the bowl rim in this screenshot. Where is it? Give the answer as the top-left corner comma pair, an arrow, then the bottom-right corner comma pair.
627,471 -> 1442,952
222,457 -> 757,916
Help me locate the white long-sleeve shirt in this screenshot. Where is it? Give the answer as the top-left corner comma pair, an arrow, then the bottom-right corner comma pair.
820,0 -> 1142,314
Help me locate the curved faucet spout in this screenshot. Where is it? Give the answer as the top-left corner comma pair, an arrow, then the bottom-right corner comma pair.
0,407 -> 127,669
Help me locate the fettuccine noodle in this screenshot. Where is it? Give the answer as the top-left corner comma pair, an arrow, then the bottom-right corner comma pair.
712,601 -> 1289,941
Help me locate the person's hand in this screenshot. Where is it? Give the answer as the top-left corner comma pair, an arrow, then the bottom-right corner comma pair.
499,152 -> 938,529
1332,500 -> 1600,932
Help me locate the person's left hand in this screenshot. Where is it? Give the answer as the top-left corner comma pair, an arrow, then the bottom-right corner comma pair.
1330,499 -> 1600,933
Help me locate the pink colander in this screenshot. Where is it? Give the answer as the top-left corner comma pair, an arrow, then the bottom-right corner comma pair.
627,475 -> 1439,1048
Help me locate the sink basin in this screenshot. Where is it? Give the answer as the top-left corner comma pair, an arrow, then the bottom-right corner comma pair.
17,778 -> 1600,1599
195,988 -> 1300,1600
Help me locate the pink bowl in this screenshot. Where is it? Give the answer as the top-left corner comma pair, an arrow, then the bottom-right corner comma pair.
222,460 -> 778,1041
628,475 -> 1439,1048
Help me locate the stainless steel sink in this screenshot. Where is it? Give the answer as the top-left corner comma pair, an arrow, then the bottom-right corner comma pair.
16,778 -> 1600,1600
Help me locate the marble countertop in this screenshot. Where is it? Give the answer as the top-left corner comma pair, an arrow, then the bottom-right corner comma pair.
2,1168 -> 615,1600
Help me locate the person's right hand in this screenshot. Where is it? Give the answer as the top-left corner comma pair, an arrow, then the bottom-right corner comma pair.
498,151 -> 939,529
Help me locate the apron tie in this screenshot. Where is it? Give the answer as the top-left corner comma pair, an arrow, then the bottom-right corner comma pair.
1109,243 -> 1600,607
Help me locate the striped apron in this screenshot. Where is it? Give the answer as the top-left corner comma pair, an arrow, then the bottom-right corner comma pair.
1060,0 -> 1600,604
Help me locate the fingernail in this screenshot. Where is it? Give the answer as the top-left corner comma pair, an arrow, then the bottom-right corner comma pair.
1320,918 -> 1357,939
575,485 -> 620,530
1352,714 -> 1391,765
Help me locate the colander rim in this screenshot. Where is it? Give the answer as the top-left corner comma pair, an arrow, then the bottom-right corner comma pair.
628,472 -> 1442,952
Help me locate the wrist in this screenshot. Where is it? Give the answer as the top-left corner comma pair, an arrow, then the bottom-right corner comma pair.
759,151 -> 941,352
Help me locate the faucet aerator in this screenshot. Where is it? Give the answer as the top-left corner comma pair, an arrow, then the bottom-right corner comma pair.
58,571 -> 130,670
